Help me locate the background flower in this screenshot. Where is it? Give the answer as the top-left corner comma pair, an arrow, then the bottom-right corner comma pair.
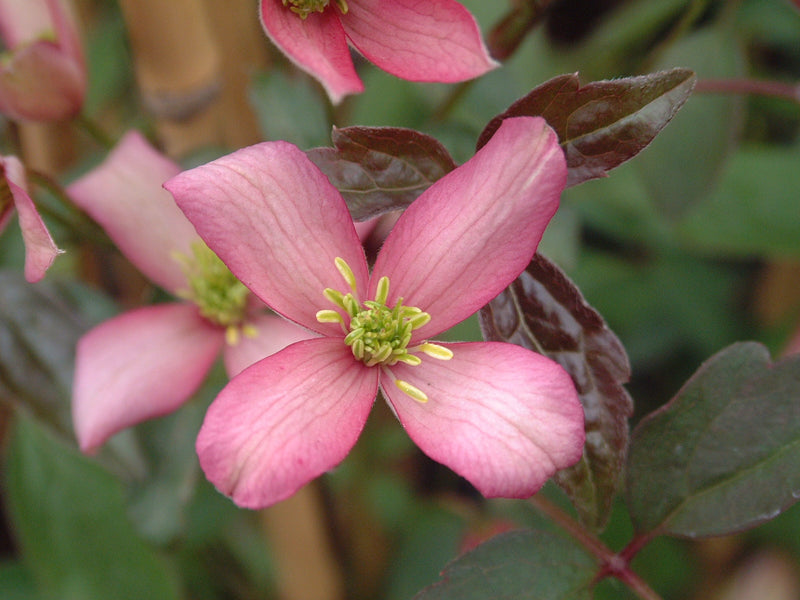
260,0 -> 498,103
0,0 -> 86,121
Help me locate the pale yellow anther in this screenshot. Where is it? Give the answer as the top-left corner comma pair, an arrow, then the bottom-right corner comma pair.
418,343 -> 453,360
375,276 -> 390,306
334,257 -> 358,296
225,326 -> 240,346
407,312 -> 431,330
397,354 -> 422,366
242,324 -> 259,339
316,309 -> 345,327
395,379 -> 428,403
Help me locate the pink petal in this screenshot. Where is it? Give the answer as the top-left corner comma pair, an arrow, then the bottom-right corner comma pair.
73,303 -> 223,453
371,116 -> 566,338
223,312 -> 317,377
382,342 -> 585,498
166,141 -> 369,337
2,155 -> 61,282
0,0 -> 51,47
259,0 -> 363,104
197,337 -> 378,508
0,41 -> 84,121
68,131 -> 199,294
342,0 -> 498,83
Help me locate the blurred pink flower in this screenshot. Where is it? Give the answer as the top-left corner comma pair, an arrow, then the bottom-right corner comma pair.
0,0 -> 86,121
260,0 -> 498,103
166,116 -> 585,509
0,155 -> 61,282
70,131 -> 310,453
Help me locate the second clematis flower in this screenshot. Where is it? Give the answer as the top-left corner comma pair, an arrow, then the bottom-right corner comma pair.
165,116 -> 586,509
70,131 -> 311,454
260,0 -> 498,103
0,0 -> 86,121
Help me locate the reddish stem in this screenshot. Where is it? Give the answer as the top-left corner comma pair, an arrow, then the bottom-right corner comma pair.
694,78 -> 800,104
529,495 -> 664,600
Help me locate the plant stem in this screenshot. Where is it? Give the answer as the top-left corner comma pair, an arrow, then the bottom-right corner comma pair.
529,495 -> 664,600
694,78 -> 800,105
74,113 -> 115,149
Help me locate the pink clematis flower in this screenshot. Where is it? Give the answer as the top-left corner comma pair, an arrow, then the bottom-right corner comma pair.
0,154 -> 61,282
260,0 -> 498,103
0,0 -> 86,121
70,131 -> 310,454
165,116 -> 586,509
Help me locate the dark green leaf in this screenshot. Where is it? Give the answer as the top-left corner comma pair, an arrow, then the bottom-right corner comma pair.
5,414 -> 181,600
479,255 -> 633,531
633,28 -> 745,218
249,70 -> 330,149
413,529 -> 598,600
476,69 -> 696,187
0,271 -> 86,438
677,146 -> 800,258
306,126 -> 457,221
627,342 -> 800,537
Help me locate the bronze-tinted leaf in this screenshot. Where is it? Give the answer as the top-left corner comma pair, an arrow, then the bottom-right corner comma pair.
479,254 -> 633,530
306,126 -> 457,221
476,69 -> 696,187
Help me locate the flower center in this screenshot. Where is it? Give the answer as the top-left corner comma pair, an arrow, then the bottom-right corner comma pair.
281,0 -> 348,19
316,257 -> 453,402
173,242 -> 255,344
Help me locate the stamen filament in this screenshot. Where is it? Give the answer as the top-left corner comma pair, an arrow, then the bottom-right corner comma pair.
375,276 -> 390,305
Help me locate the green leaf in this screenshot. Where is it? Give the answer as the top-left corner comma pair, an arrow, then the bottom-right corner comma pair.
249,70 -> 330,149
306,126 -> 457,221
677,146 -> 800,258
5,414 -> 181,600
0,271 -> 86,438
479,255 -> 633,531
413,529 -> 598,600
476,69 -> 696,187
627,342 -> 800,538
633,27 -> 745,218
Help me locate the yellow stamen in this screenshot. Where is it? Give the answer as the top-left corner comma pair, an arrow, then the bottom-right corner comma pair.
395,379 -> 428,403
417,343 -> 454,360
334,256 -> 358,296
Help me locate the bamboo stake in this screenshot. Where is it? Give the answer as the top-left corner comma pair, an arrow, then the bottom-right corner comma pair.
202,0 -> 270,148
117,0 -> 222,157
260,483 -> 344,600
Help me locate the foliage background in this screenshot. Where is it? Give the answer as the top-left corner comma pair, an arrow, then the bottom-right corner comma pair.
1,0 -> 799,598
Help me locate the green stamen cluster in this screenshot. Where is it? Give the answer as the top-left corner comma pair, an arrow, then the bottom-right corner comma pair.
173,242 -> 252,342
322,275 -> 430,368
282,0 -> 348,19
317,258 -> 453,403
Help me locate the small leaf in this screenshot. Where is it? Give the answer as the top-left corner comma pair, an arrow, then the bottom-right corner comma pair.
476,69 -> 696,187
306,126 -> 457,221
627,342 -> 800,538
479,254 -> 633,530
0,271 -> 86,438
413,529 -> 598,600
5,413 -> 181,600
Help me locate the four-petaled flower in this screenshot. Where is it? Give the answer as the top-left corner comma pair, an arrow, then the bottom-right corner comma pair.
0,154 -> 61,282
71,131 -> 311,453
0,0 -> 86,121
165,116 -> 586,509
260,0 -> 498,103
